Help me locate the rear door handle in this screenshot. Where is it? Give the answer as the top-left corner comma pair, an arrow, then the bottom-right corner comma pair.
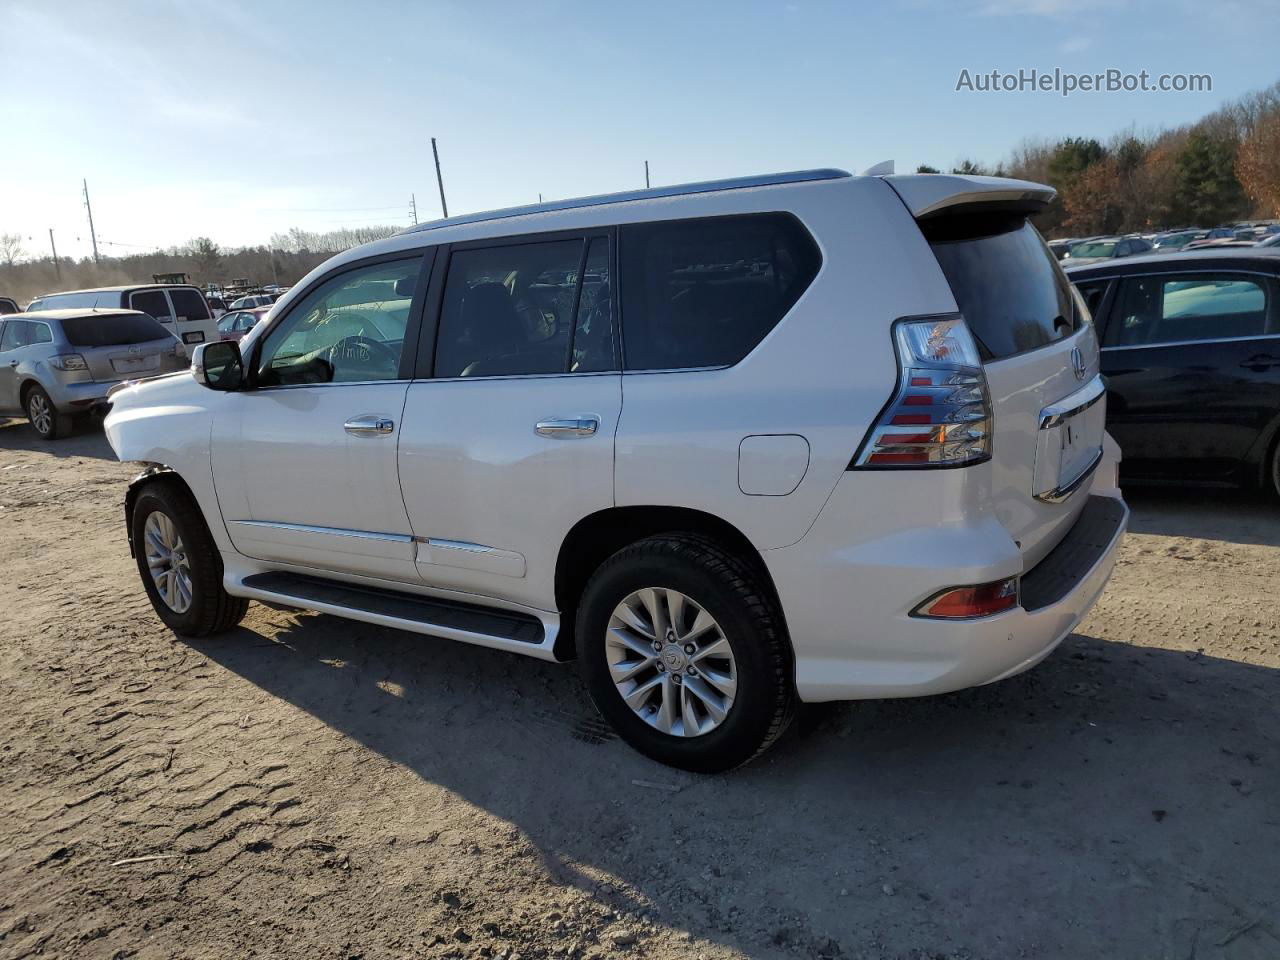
535,416 -> 599,438
344,415 -> 395,437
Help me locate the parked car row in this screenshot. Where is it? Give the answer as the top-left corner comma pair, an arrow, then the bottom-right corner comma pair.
1051,222 -> 1280,263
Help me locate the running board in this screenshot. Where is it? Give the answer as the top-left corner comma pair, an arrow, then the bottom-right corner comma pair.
238,571 -> 553,654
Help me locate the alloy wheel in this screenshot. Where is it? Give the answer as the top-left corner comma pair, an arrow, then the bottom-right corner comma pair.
28,392 -> 52,436
605,587 -> 738,737
143,511 -> 194,613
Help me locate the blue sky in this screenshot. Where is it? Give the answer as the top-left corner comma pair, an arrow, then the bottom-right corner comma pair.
2,0 -> 1278,259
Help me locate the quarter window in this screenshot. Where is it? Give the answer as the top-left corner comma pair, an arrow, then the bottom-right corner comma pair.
257,258 -> 421,387
1105,274 -> 1269,347
619,213 -> 821,371
434,238 -> 612,378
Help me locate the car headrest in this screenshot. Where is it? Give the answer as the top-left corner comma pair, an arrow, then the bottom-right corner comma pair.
394,276 -> 416,298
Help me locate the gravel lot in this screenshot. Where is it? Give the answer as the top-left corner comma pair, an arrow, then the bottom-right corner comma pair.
1,417 -> 1277,960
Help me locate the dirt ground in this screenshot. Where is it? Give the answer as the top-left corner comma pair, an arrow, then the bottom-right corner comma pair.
0,417 -> 1277,960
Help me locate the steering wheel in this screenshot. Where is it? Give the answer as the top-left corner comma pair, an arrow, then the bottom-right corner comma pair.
326,335 -> 398,376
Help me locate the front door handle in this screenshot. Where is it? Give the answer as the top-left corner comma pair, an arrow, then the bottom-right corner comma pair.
535,416 -> 599,438
344,415 -> 395,437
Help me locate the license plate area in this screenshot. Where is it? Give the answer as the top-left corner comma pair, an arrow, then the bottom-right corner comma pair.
110,354 -> 161,374
1033,375 -> 1106,503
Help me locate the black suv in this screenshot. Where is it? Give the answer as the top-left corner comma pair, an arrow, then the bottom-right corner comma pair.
1067,249 -> 1280,493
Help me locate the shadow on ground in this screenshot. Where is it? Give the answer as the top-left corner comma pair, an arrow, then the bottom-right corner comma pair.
192,606 -> 1280,958
1123,483 -> 1280,547
0,415 -> 116,460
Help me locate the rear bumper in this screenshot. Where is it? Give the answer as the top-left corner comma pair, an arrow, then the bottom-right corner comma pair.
765,458 -> 1127,702
46,358 -> 188,411
45,378 -> 117,412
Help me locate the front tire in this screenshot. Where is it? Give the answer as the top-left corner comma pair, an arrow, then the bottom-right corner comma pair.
131,481 -> 248,637
576,534 -> 795,772
26,385 -> 69,440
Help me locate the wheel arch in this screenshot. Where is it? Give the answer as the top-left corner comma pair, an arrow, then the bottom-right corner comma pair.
124,465 -> 201,557
18,377 -> 43,409
1245,407 -> 1280,491
553,505 -> 787,660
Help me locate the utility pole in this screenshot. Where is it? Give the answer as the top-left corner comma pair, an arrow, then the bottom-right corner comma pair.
431,138 -> 448,218
410,193 -> 419,225
645,160 -> 650,188
48,229 -> 61,279
82,179 -> 100,264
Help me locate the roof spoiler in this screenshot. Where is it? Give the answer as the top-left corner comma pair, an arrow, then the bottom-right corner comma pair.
882,174 -> 1056,220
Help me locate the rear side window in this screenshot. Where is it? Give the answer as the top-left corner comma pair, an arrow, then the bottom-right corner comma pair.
923,213 -> 1077,360
1104,274 -> 1270,347
130,290 -> 173,322
61,313 -> 171,347
619,213 -> 821,371
169,288 -> 211,321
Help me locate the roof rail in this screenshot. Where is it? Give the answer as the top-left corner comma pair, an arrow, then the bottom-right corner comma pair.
399,168 -> 852,236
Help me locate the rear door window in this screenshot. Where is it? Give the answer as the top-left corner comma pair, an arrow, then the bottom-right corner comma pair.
130,290 -> 174,323
1104,274 -> 1270,347
434,238 -> 604,378
168,288 -> 211,321
619,213 -> 820,371
61,313 -> 171,347
922,213 -> 1077,360
0,320 -> 31,350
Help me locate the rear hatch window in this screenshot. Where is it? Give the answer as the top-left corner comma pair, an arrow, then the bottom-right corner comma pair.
169,288 -> 212,321
921,212 -> 1077,360
62,313 -> 172,347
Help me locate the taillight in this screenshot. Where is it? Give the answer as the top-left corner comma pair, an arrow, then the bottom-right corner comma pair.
914,576 -> 1019,619
853,315 -> 992,468
48,353 -> 88,371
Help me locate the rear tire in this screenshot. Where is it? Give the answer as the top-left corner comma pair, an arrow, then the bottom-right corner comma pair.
131,480 -> 248,637
575,534 -> 795,772
26,385 -> 70,440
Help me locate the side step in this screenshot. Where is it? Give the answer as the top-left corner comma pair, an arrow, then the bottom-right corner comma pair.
240,571 -> 546,645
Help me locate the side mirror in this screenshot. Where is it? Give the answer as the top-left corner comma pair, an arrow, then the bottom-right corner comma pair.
192,340 -> 244,391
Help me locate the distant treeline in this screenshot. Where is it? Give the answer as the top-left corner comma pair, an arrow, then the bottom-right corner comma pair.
920,80 -> 1280,238
0,225 -> 401,307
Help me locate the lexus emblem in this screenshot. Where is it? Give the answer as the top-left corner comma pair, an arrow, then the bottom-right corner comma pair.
1071,346 -> 1087,381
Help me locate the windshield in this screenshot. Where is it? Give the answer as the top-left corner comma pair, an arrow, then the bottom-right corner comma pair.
61,313 -> 173,347
1070,241 -> 1116,258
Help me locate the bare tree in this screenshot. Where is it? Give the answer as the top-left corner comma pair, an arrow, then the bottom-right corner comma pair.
0,233 -> 25,268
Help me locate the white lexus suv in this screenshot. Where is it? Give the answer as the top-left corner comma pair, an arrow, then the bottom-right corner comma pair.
104,169 -> 1127,771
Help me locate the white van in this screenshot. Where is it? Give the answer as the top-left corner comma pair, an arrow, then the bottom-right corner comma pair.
27,284 -> 219,347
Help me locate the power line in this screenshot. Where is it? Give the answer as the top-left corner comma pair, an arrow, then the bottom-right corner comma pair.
257,203 -> 409,213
